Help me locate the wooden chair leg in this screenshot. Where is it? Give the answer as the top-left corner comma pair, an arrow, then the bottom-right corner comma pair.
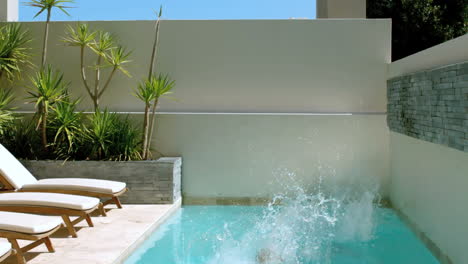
85,214 -> 94,227
99,202 -> 107,217
61,215 -> 78,238
113,197 -> 123,209
43,237 -> 55,253
8,239 -> 25,264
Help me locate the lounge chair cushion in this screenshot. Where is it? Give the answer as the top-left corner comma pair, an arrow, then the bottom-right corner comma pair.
22,178 -> 126,195
0,212 -> 61,234
0,241 -> 11,258
0,192 -> 99,211
0,144 -> 38,189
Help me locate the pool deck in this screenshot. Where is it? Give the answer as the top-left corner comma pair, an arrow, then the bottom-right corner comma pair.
2,201 -> 181,264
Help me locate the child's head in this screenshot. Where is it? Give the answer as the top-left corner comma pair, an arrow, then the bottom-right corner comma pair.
256,248 -> 283,264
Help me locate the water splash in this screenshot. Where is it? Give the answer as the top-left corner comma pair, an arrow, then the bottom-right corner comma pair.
207,170 -> 379,264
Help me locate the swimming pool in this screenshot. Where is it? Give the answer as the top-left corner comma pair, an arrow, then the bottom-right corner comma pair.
124,205 -> 439,264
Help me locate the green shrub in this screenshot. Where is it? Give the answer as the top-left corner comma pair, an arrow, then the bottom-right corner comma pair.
84,109 -> 141,161
0,120 -> 42,159
0,88 -> 16,136
106,116 -> 142,161
48,98 -> 85,160
28,66 -> 69,149
0,24 -> 31,81
0,1 -> 149,162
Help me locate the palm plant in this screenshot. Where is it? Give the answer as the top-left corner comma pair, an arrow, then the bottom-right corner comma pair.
48,98 -> 84,159
28,66 -> 68,149
25,0 -> 74,66
134,77 -> 158,159
85,109 -> 117,160
0,88 -> 16,136
134,74 -> 174,159
0,120 -> 41,159
0,24 -> 32,81
107,117 -> 142,161
98,45 -> 131,103
136,6 -> 174,160
61,23 -> 95,101
0,87 -> 14,110
63,24 -> 131,111
85,109 -> 141,161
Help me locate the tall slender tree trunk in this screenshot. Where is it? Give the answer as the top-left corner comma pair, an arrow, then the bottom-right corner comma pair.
144,13 -> 162,159
145,98 -> 159,158
41,10 -> 51,67
141,104 -> 151,159
93,56 -> 102,111
39,10 -> 51,150
148,19 -> 161,79
98,67 -> 117,99
92,96 -> 98,111
80,46 -> 93,100
40,105 -> 47,149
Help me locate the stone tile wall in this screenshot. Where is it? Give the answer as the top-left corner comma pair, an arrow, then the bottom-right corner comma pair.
387,62 -> 468,152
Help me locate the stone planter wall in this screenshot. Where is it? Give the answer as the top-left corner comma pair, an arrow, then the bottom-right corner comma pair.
21,158 -> 182,204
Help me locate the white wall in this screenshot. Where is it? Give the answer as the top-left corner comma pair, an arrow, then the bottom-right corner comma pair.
388,35 -> 468,263
316,0 -> 367,19
153,114 -> 389,198
5,19 -> 391,198
389,33 -> 468,78
389,133 -> 468,264
10,19 -> 391,113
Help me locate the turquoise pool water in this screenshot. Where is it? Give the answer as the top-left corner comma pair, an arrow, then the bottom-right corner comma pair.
125,206 -> 439,264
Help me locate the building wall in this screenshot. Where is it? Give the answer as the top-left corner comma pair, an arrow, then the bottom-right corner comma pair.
390,132 -> 468,264
152,114 -> 389,199
388,34 -> 468,264
5,19 -> 391,198
9,19 -> 391,113
389,34 -> 468,79
316,0 -> 367,19
0,0 -> 18,22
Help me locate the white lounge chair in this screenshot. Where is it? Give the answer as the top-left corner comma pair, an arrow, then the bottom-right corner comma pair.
0,212 -> 62,264
0,192 -> 101,238
0,241 -> 12,262
0,144 -> 128,209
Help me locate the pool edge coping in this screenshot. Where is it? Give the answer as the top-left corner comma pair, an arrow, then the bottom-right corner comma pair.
394,208 -> 453,264
111,199 -> 183,264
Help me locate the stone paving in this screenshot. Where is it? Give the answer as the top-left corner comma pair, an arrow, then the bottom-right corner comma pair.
2,202 -> 181,264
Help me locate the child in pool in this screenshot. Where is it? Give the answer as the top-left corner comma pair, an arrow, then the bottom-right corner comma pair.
256,248 -> 284,264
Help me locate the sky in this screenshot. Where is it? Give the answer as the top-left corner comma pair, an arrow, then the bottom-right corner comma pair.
19,0 -> 317,21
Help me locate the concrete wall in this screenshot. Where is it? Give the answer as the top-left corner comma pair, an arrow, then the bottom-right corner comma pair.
389,34 -> 468,79
151,114 -> 389,199
389,132 -> 468,264
8,19 -> 391,113
316,0 -> 367,19
388,35 -> 468,264
0,0 -> 18,22
4,19 -> 391,199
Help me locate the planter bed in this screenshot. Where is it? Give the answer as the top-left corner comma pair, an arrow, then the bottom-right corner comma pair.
21,158 -> 182,204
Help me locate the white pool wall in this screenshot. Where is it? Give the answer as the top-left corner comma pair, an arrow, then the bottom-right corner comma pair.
388,34 -> 468,264
8,19 -> 392,198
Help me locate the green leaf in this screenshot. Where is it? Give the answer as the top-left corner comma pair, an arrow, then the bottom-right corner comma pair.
0,24 -> 32,81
